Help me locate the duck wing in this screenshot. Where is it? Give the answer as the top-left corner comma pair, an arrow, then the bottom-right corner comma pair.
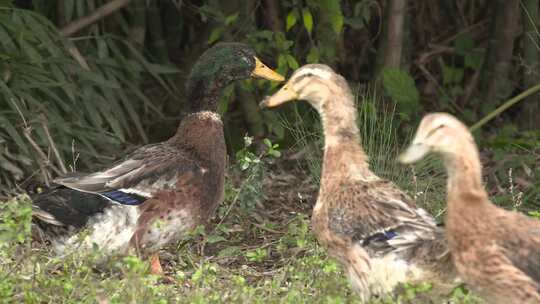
500,212 -> 540,284
55,143 -> 204,200
328,179 -> 441,254
33,142 -> 204,230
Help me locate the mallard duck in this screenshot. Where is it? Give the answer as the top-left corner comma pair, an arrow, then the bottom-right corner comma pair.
399,113 -> 540,304
32,42 -> 284,273
260,64 -> 457,301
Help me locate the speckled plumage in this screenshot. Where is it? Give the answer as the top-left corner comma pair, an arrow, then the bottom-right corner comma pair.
262,65 -> 458,301
400,113 -> 540,304
33,112 -> 225,256
31,43 -> 283,259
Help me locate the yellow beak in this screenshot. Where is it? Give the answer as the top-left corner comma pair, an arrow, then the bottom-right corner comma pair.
259,84 -> 298,108
251,57 -> 285,82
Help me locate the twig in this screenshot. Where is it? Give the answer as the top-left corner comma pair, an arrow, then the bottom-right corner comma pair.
60,0 -> 132,37
66,45 -> 90,70
10,99 -> 56,184
22,129 -> 53,185
251,222 -> 284,234
40,115 -> 67,174
470,82 -> 540,131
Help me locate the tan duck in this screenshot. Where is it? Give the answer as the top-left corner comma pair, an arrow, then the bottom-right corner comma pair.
260,64 -> 457,301
399,113 -> 540,304
31,43 -> 284,273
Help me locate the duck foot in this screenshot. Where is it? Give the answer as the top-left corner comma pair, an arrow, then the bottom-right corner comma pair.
150,253 -> 164,275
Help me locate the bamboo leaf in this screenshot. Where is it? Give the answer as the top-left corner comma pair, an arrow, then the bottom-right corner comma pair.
286,10 -> 298,31
302,8 -> 313,35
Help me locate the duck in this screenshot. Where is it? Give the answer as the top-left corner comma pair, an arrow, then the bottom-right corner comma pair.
260,64 -> 457,302
31,42 -> 284,273
399,113 -> 540,304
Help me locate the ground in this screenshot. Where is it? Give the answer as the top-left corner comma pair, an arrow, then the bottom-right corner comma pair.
0,149 -> 488,304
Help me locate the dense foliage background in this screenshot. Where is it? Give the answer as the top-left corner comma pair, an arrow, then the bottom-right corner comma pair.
0,1 -> 538,302
0,0 -> 538,207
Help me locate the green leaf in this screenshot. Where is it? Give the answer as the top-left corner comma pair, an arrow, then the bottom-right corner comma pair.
306,47 -> 320,63
286,10 -> 298,31
381,68 -> 421,115
455,33 -> 475,56
330,11 -> 343,34
302,8 -> 313,35
206,235 -> 226,244
208,27 -> 223,44
285,54 -> 299,69
464,51 -> 484,70
225,13 -> 239,25
217,246 -> 241,258
441,63 -> 464,85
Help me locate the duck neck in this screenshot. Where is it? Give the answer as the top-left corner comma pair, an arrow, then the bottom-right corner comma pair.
185,74 -> 224,113
318,96 -> 370,182
444,140 -> 488,211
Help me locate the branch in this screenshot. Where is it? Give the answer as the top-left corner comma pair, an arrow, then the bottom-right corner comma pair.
60,0 -> 132,37
471,83 -> 540,131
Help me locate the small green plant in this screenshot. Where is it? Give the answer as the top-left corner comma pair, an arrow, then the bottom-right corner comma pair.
245,247 -> 268,262
0,194 -> 32,248
230,136 -> 281,212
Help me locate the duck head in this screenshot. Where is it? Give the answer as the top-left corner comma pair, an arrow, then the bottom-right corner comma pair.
186,42 -> 283,112
398,113 -> 474,164
259,64 -> 351,113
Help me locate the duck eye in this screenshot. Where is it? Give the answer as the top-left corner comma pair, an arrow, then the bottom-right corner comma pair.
426,124 -> 445,138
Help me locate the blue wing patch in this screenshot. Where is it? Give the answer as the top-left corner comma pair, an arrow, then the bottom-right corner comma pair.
362,229 -> 398,246
383,230 -> 397,239
101,190 -> 146,205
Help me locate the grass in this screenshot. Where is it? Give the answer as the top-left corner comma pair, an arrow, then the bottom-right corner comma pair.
0,165 -> 482,304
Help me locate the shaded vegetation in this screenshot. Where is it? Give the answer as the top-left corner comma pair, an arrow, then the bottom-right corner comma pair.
0,0 -> 538,302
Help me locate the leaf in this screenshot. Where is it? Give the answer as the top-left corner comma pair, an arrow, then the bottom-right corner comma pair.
208,27 -> 223,44
332,14 -> 344,34
465,51 -> 484,70
381,68 -> 421,116
217,246 -> 241,258
225,13 -> 238,25
441,63 -> 464,85
206,234 -> 226,244
285,54 -> 299,69
306,47 -> 320,63
455,33 -> 475,56
286,10 -> 298,31
302,8 -> 313,35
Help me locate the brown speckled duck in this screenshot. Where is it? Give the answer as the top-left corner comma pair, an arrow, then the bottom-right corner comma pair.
399,113 -> 540,304
260,64 -> 457,301
32,43 -> 284,273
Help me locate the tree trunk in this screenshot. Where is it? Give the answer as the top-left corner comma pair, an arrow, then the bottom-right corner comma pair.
519,0 -> 540,130
263,0 -> 282,32
481,0 -> 520,110
376,0 -> 407,76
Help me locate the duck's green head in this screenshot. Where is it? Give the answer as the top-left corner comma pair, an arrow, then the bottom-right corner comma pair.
186,42 -> 284,112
